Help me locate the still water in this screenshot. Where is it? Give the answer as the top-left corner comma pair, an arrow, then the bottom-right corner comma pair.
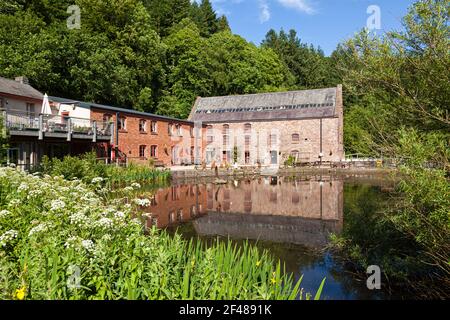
137,174 -> 403,300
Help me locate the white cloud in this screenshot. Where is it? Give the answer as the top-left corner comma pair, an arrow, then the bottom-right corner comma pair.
277,0 -> 315,15
259,0 -> 271,23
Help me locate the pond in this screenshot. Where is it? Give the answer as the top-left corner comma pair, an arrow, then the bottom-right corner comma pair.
135,174 -> 410,300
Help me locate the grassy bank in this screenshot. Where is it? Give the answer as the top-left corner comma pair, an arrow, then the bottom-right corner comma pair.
39,152 -> 171,186
0,166 -> 323,300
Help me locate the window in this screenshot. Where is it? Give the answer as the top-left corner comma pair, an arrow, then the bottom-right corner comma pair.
245,136 -> 251,146
206,125 -> 214,144
244,123 -> 251,134
292,133 -> 300,142
139,145 -> 146,158
139,119 -> 147,133
150,145 -> 157,158
291,150 -> 299,160
190,127 -> 194,137
168,123 -> 173,135
26,103 -> 35,117
245,151 -> 250,164
176,124 -> 182,136
118,117 -> 126,131
222,124 -> 230,135
0,97 -> 4,109
103,114 -> 112,123
151,121 -> 157,133
223,135 -> 229,146
269,134 -> 277,147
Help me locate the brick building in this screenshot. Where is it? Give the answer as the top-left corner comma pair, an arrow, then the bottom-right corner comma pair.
50,97 -> 205,167
188,85 -> 344,166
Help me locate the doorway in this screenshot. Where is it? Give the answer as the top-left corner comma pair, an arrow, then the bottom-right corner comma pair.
270,151 -> 278,165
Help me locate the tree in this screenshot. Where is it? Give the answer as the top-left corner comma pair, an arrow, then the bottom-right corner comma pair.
335,0 -> 450,156
262,28 -> 335,89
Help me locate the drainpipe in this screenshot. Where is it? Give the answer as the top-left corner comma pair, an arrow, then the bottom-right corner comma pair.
115,112 -> 119,166
319,119 -> 323,167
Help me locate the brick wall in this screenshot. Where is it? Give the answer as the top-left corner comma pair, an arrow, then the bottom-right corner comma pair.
90,107 -> 205,167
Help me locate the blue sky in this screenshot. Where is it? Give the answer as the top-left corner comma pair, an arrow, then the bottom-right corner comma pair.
207,0 -> 416,56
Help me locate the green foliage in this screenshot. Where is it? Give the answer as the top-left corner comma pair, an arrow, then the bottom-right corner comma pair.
284,155 -> 296,167
0,0 -> 238,115
262,29 -> 336,89
0,167 -> 323,300
157,22 -> 292,118
336,0 -> 450,155
37,152 -> 171,185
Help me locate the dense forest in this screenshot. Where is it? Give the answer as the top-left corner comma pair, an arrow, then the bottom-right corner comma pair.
0,1 -> 335,116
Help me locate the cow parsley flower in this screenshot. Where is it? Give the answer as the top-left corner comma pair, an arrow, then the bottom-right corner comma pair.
64,236 -> 78,249
0,230 -> 18,247
91,177 -> 104,184
17,183 -> 29,192
0,210 -> 10,219
96,217 -> 113,229
81,240 -> 95,252
114,211 -> 126,219
134,198 -> 151,207
131,182 -> 141,190
28,223 -> 50,237
50,199 -> 66,211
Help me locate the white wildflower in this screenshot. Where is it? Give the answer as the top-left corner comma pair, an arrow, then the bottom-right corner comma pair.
0,210 -> 10,219
123,186 -> 134,192
133,198 -> 151,207
8,199 -> 20,208
114,211 -> 126,219
0,230 -> 18,247
96,217 -> 113,229
81,240 -> 95,252
50,199 -> 66,211
28,223 -> 50,237
91,177 -> 104,184
17,183 -> 29,192
69,212 -> 89,227
64,236 -> 78,249
131,182 -> 141,190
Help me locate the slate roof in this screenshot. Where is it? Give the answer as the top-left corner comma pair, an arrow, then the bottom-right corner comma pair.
49,96 -> 196,124
189,87 -> 338,122
0,76 -> 43,101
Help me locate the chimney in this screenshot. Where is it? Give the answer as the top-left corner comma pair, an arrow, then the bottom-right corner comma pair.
14,76 -> 29,85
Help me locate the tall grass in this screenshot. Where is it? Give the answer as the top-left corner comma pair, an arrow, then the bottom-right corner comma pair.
0,167 -> 324,300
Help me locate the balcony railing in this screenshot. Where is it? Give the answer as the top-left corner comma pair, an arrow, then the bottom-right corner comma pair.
2,109 -> 113,142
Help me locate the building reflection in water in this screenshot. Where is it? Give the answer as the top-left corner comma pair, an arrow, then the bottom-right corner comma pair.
142,176 -> 344,248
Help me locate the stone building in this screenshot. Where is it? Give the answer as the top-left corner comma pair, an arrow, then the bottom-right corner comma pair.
188,85 -> 344,166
